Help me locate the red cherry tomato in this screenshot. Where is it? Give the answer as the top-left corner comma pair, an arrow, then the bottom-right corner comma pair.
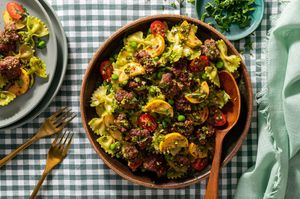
6,2 -> 24,20
137,113 -> 157,132
189,55 -> 210,72
99,60 -> 113,81
192,158 -> 208,171
128,159 -> 143,171
150,20 -> 168,37
208,108 -> 227,127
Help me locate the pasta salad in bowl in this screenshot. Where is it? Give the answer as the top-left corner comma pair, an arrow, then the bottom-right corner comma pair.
81,15 -> 253,188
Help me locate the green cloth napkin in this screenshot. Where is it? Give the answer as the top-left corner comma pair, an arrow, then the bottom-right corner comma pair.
235,0 -> 300,198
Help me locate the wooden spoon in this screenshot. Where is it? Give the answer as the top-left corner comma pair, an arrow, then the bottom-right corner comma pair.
205,70 -> 241,199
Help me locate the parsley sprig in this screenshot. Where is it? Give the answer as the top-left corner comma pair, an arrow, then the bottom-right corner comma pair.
201,0 -> 256,32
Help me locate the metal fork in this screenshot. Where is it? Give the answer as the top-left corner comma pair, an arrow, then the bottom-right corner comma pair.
30,130 -> 74,199
0,107 -> 76,168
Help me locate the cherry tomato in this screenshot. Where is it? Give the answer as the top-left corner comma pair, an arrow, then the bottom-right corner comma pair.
192,158 -> 208,171
6,2 -> 24,20
137,113 -> 157,132
208,108 -> 227,127
189,55 -> 210,72
128,159 -> 143,171
150,20 -> 168,37
99,60 -> 113,81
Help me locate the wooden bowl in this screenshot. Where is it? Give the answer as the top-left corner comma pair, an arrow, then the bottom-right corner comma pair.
80,14 -> 253,188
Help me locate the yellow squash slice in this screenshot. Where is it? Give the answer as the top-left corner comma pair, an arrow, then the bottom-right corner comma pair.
159,132 -> 188,155
197,107 -> 209,124
145,34 -> 165,58
188,143 -> 208,158
8,68 -> 30,96
143,99 -> 174,117
118,62 -> 145,82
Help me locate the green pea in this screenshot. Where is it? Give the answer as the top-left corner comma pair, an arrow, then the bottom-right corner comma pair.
109,143 -> 117,150
177,115 -> 186,122
130,41 -> 138,49
168,99 -> 174,105
37,40 -> 46,49
216,60 -> 224,69
111,74 -> 119,81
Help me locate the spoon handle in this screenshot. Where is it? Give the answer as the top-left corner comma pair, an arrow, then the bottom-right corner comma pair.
205,133 -> 225,199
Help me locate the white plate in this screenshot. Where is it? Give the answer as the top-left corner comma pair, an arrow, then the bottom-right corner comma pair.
0,0 -> 57,128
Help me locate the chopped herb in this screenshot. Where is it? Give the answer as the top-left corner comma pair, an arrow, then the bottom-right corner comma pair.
16,79 -> 24,87
170,3 -> 177,9
244,37 -> 254,51
201,0 -> 256,32
187,0 -> 195,5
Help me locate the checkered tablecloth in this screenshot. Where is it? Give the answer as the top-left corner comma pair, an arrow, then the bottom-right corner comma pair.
0,0 -> 280,198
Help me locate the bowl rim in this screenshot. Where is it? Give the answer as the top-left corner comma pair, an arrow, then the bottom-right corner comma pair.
80,14 -> 253,189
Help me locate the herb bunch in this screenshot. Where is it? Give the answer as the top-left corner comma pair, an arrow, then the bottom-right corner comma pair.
201,0 -> 256,32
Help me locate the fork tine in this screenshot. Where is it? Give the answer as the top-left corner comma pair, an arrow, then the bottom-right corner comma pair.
57,131 -> 68,147
56,112 -> 77,128
62,131 -> 72,145
52,108 -> 72,124
48,107 -> 68,120
51,131 -> 62,147
63,132 -> 74,155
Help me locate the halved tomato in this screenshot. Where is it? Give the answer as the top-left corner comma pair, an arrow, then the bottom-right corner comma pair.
99,60 -> 113,81
6,2 -> 24,20
137,113 -> 157,132
192,158 -> 208,171
150,20 -> 168,37
208,108 -> 227,127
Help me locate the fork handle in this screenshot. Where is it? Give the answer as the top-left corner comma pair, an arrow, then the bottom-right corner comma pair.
0,135 -> 37,168
30,170 -> 49,199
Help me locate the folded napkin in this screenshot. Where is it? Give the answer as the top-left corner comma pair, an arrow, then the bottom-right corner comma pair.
234,0 -> 300,198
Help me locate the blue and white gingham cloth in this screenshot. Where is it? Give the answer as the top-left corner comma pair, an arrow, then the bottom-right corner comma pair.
0,0 -> 280,198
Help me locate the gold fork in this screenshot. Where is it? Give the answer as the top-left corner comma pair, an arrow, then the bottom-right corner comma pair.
30,130 -> 74,199
0,107 -> 76,168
